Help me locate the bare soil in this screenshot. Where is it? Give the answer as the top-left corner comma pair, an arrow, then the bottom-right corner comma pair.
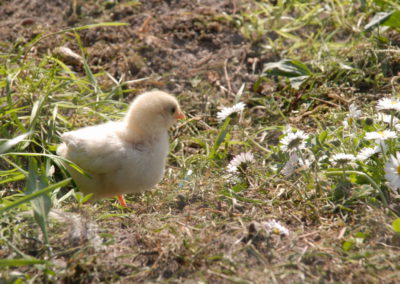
0,0 -> 271,99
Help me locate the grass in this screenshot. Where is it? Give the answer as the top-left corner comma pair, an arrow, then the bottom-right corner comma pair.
1,0 -> 400,283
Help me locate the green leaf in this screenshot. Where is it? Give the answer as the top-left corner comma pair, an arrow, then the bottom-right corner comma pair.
289,75 -> 309,90
262,59 -> 313,89
354,232 -> 368,239
96,213 -> 131,220
392,218 -> 400,233
382,11 -> 400,28
262,59 -> 313,78
231,183 -> 247,193
318,131 -> 328,144
26,159 -> 53,244
0,258 -> 47,267
342,240 -> 353,251
364,11 -> 400,31
209,117 -> 231,160
81,193 -> 94,204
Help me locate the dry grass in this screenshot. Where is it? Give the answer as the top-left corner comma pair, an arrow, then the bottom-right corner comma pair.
1,0 -> 400,283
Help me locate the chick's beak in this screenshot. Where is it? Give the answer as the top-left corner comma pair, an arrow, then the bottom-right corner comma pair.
175,110 -> 186,120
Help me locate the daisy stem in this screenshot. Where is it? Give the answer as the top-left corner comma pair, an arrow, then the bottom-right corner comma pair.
326,170 -> 388,207
390,112 -> 394,131
296,147 -> 307,167
380,141 -> 388,163
296,147 -> 312,184
313,154 -> 321,194
245,132 -> 272,155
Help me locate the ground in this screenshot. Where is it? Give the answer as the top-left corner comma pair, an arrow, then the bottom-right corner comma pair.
1,0 -> 400,283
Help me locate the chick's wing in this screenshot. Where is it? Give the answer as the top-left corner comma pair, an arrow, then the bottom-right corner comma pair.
60,122 -> 126,174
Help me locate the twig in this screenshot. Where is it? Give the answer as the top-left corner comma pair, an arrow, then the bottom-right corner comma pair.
373,49 -> 400,53
224,58 -> 233,95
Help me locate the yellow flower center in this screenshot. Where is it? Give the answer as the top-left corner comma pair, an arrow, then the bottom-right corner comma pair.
378,131 -> 384,135
397,166 -> 400,175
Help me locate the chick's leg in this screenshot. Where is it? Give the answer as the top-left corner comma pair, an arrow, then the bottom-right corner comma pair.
117,195 -> 127,207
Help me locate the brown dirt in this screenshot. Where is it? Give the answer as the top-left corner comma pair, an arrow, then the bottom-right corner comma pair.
0,0 -> 274,99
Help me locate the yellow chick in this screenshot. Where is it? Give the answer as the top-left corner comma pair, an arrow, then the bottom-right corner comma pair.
57,91 -> 185,207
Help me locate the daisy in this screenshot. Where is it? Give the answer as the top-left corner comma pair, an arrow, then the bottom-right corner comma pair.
356,146 -> 382,161
376,113 -> 399,125
227,152 -> 254,174
262,220 -> 289,236
217,102 -> 246,122
330,153 -> 356,167
384,152 -> 400,189
376,98 -> 400,112
280,130 -> 309,152
348,103 -> 362,119
364,130 -> 397,141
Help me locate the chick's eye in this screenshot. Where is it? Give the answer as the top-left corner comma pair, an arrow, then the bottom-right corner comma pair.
170,106 -> 176,114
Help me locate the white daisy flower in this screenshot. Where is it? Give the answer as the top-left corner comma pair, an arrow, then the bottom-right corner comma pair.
348,103 -> 361,118
384,152 -> 400,189
357,146 -> 382,161
376,113 -> 399,125
227,152 -> 254,173
344,104 -> 361,129
217,102 -> 246,122
365,130 -> 397,141
263,220 -> 289,236
280,130 -> 309,152
376,98 -> 400,112
330,153 -> 356,167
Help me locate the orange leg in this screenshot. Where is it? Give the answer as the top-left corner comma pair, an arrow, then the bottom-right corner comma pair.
117,195 -> 127,207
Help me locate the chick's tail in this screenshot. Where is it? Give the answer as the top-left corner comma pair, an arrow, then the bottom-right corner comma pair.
56,142 -> 68,157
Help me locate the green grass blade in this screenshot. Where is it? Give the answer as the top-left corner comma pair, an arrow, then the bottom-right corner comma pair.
26,159 -> 52,244
0,178 -> 71,215
1,152 -> 86,175
5,73 -> 26,132
0,132 -> 32,154
209,117 -> 231,160
0,173 -> 26,185
0,258 -> 48,267
25,22 -> 129,54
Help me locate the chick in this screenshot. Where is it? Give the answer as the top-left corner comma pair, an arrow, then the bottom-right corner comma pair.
57,91 -> 185,207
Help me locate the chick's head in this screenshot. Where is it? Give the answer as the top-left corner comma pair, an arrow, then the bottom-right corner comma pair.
125,91 -> 185,134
